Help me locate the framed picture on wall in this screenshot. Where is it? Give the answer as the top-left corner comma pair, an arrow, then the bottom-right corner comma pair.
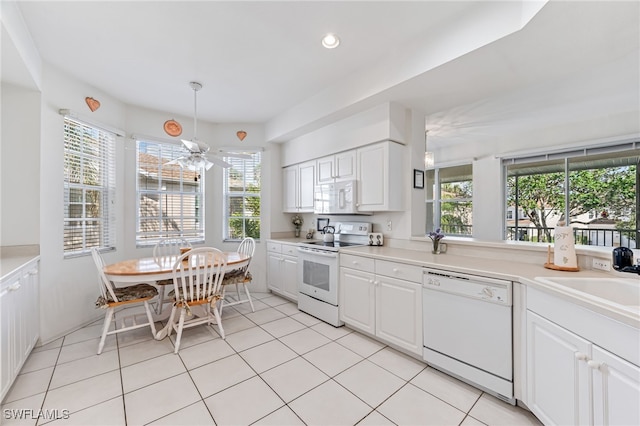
413,169 -> 424,189
317,217 -> 330,231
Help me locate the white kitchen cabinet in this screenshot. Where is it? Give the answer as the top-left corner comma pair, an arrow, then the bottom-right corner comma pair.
339,254 -> 422,355
526,311 -> 591,426
266,242 -> 298,301
356,141 -> 403,212
316,150 -> 357,185
283,161 -> 315,213
527,301 -> 640,426
1,258 -> 40,402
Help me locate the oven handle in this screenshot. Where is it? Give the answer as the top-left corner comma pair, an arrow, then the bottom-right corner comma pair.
297,247 -> 339,258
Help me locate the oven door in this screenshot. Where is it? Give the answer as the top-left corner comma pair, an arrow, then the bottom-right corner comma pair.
297,247 -> 339,305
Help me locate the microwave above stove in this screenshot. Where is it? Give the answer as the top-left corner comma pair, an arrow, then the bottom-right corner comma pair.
314,180 -> 370,215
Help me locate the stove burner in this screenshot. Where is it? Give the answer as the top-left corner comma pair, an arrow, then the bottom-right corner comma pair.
304,241 -> 362,248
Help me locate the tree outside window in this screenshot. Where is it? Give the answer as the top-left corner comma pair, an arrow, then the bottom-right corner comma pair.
506,151 -> 638,248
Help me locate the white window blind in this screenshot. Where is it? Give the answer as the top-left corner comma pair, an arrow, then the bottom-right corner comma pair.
223,152 -> 261,240
63,117 -> 116,256
136,139 -> 205,245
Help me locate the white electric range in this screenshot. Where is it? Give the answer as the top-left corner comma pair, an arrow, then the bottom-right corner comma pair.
296,221 -> 372,326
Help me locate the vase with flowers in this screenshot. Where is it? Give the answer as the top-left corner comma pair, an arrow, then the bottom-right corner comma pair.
427,228 -> 445,254
292,214 -> 303,237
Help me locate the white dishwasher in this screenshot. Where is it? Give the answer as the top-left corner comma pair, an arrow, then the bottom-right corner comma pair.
422,268 -> 514,404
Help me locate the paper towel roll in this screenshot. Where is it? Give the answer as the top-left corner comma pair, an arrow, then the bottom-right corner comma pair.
554,226 -> 577,268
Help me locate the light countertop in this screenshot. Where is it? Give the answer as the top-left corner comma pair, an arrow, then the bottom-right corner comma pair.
1,245 -> 40,281
340,245 -> 639,329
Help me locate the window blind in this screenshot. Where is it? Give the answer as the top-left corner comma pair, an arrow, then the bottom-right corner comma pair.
223,151 -> 261,240
136,139 -> 205,245
63,117 -> 116,256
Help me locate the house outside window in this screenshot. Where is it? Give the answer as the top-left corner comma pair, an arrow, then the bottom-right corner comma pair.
223,152 -> 261,241
426,164 -> 473,236
63,117 -> 116,256
505,145 -> 639,248
136,140 -> 204,246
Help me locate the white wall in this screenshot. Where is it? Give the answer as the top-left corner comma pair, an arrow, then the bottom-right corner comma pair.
1,83 -> 40,246
35,64 -> 272,343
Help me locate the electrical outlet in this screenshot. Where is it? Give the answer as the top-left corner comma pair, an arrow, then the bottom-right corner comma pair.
592,258 -> 611,271
387,219 -> 392,231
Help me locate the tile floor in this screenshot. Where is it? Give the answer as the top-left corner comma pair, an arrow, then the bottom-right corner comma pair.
2,292 -> 542,426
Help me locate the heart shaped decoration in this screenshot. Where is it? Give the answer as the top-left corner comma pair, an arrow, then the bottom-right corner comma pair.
236,130 -> 247,141
85,97 -> 101,112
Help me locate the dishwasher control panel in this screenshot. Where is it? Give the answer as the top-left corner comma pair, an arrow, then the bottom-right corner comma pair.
423,269 -> 512,305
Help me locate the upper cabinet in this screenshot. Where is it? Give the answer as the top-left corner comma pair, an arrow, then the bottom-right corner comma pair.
357,141 -> 404,212
316,150 -> 357,185
283,161 -> 315,212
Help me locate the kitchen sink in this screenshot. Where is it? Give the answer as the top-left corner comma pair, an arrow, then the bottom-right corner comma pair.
534,276 -> 640,308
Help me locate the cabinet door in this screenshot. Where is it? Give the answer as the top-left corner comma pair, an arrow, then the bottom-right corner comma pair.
335,151 -> 356,181
267,252 -> 283,293
591,345 -> 640,426
527,311 -> 591,426
357,143 -> 386,210
339,267 -> 375,335
375,275 -> 422,355
23,263 -> 40,353
282,166 -> 299,212
298,161 -> 315,212
1,282 -> 17,400
316,155 -> 335,185
281,255 -> 299,301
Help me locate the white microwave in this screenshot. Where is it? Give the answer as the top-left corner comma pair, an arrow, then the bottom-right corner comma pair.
314,180 -> 360,215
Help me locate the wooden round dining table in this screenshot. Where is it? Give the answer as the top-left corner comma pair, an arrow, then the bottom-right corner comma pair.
103,251 -> 250,284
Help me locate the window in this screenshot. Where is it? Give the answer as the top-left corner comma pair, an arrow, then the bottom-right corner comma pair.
223,152 -> 261,240
505,144 -> 639,248
136,140 -> 204,245
425,164 -> 473,236
63,117 -> 116,256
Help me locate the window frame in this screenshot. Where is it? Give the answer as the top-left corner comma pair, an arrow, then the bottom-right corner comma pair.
63,116 -> 116,257
503,142 -> 639,247
425,163 -> 473,237
135,139 -> 205,247
222,151 -> 262,242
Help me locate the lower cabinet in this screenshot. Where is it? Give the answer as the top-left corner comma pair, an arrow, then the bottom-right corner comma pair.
1,258 -> 40,402
340,254 -> 422,356
266,242 -> 298,301
527,310 -> 640,426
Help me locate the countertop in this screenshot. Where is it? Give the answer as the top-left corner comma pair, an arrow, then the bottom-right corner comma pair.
0,245 -> 40,281
340,245 -> 639,329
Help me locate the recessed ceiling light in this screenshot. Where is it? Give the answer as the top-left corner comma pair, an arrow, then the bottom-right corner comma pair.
322,33 -> 340,49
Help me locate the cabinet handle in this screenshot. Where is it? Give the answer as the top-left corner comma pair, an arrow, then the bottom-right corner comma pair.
392,268 -> 399,273
9,283 -> 21,291
28,270 -> 39,276
574,352 -> 588,361
352,261 -> 358,265
587,360 -> 602,370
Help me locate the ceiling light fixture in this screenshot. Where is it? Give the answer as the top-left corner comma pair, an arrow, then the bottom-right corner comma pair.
322,33 -> 340,49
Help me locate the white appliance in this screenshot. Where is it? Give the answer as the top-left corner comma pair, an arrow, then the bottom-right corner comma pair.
422,268 -> 515,404
297,221 -> 372,326
314,180 -> 363,215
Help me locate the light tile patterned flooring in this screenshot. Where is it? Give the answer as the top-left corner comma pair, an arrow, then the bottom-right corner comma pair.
2,292 -> 542,426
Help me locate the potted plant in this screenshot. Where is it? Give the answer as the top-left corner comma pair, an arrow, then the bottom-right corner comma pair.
292,215 -> 303,237
427,228 -> 445,254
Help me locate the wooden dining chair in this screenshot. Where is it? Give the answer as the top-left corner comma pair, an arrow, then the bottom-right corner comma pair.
220,237 -> 256,314
166,247 -> 227,353
91,248 -> 158,354
153,237 -> 192,314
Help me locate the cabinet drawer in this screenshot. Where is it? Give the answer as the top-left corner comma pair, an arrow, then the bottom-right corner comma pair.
281,244 -> 298,256
267,242 -> 281,253
376,260 -> 422,283
340,254 -> 375,272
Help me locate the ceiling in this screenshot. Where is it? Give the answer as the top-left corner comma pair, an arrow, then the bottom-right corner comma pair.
4,1 -> 639,144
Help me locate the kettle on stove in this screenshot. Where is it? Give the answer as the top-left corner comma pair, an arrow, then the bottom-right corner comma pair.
612,247 -> 634,270
322,226 -> 335,243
